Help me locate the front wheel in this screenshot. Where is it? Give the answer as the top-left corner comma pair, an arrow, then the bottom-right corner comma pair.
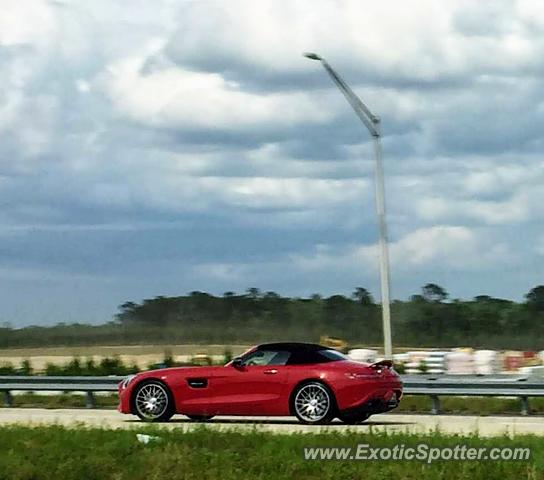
292,381 -> 336,424
338,412 -> 371,424
133,380 -> 175,422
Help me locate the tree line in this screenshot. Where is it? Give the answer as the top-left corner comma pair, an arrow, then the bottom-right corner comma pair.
1,284 -> 544,349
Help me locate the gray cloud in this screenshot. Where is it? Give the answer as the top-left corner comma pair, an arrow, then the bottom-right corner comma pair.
0,0 -> 543,325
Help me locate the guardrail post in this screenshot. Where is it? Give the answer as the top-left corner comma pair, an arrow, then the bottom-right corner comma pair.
3,390 -> 13,407
85,391 -> 95,409
430,395 -> 441,415
520,396 -> 530,416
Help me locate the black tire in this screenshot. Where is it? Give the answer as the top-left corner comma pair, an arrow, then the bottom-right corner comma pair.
291,381 -> 336,425
338,412 -> 371,424
132,380 -> 175,422
186,415 -> 214,422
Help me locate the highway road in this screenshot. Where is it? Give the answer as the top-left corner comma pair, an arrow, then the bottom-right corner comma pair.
1,409 -> 544,436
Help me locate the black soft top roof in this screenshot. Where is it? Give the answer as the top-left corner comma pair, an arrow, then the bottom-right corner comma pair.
256,342 -> 327,352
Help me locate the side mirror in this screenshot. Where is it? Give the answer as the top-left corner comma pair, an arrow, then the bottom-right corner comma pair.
232,357 -> 243,368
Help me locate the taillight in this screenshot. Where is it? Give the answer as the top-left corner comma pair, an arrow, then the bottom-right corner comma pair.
370,360 -> 393,374
344,372 -> 376,379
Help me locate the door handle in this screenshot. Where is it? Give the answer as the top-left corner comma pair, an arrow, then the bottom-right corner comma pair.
263,369 -> 278,374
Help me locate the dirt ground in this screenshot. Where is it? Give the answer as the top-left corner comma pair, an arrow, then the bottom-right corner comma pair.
0,345 -> 251,371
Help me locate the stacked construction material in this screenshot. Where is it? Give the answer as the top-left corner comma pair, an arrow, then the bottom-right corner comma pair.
424,351 -> 448,374
503,351 -> 524,372
404,351 -> 428,374
445,349 -> 475,374
473,350 -> 501,375
347,349 -> 377,364
403,351 -> 446,374
393,352 -> 410,365
522,351 -> 539,366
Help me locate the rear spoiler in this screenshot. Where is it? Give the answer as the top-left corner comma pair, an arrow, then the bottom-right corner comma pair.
370,360 -> 393,370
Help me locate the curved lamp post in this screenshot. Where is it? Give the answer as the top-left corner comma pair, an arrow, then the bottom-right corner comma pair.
304,52 -> 393,359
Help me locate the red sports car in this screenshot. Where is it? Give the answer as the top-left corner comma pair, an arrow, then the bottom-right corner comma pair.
118,342 -> 402,424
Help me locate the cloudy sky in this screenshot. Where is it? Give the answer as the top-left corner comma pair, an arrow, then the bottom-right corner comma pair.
1,0 -> 543,325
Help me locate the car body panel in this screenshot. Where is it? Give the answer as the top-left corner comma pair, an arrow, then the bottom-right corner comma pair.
207,365 -> 290,415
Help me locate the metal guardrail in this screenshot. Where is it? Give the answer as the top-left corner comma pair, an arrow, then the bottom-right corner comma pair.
402,374 -> 544,415
0,376 -> 123,408
1,374 -> 544,414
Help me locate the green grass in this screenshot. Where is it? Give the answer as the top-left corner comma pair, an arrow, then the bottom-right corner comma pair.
5,394 -> 544,416
0,426 -> 540,480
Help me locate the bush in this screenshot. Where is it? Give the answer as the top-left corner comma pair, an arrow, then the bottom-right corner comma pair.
223,347 -> 233,364
64,357 -> 83,376
0,362 -> 16,375
393,361 -> 405,374
39,356 -> 139,376
85,357 -> 98,375
19,359 -> 33,376
162,350 -> 175,367
44,363 -> 62,376
97,356 -> 134,376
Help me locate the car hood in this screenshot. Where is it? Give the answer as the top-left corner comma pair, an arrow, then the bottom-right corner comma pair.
136,365 -> 220,378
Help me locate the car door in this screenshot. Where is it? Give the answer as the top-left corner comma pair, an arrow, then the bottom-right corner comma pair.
171,366 -> 219,416
210,349 -> 291,415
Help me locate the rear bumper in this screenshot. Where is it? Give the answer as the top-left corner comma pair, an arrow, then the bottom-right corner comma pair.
338,382 -> 403,415
334,375 -> 403,411
341,391 -> 401,415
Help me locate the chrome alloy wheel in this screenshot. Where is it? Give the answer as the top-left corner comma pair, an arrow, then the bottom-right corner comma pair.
294,383 -> 331,422
135,383 -> 169,420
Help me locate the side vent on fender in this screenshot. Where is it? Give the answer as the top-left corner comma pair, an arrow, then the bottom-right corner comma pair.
187,378 -> 208,388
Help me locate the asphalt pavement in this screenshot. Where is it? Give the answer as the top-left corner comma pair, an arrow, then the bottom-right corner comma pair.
1,409 -> 544,436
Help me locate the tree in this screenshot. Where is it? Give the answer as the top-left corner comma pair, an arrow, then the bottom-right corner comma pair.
246,287 -> 262,299
422,283 -> 448,303
526,286 -> 544,311
264,291 -> 281,300
115,302 -> 138,324
324,295 -> 354,328
352,287 -> 374,306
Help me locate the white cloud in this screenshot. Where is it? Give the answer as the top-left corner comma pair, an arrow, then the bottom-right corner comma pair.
387,226 -> 512,268
1,0 -> 544,323
88,175 -> 369,212
0,0 -> 56,48
166,0 -> 544,80
415,195 -> 530,225
100,57 -> 332,131
292,226 -> 514,273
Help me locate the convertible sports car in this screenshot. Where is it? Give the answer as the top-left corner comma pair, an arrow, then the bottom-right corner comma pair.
118,342 -> 402,424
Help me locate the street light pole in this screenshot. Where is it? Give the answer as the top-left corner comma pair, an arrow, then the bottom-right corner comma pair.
304,52 -> 393,359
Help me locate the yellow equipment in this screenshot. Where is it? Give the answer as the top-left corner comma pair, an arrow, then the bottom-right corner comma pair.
320,335 -> 348,352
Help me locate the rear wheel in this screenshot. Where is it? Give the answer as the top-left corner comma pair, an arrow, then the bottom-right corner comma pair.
133,380 -> 174,422
338,412 -> 371,424
186,415 -> 214,422
292,381 -> 336,424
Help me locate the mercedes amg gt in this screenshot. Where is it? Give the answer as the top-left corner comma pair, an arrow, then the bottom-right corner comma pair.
118,342 -> 402,424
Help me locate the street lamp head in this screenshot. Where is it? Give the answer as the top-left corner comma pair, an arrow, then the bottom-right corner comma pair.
303,52 -> 322,61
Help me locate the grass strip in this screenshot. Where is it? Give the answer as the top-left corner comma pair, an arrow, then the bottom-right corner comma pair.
0,425 -> 541,480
